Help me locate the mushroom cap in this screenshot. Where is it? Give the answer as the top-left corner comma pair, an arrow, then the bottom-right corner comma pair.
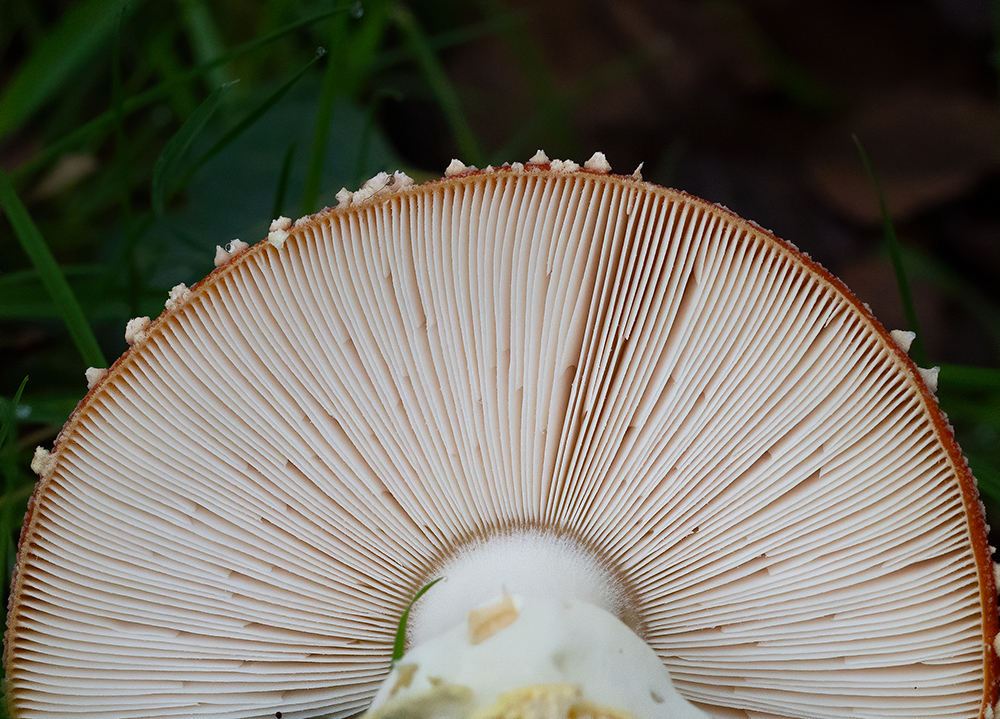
4,163 -> 997,719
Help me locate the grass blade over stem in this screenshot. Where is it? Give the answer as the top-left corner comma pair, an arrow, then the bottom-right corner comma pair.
392,577 -> 442,664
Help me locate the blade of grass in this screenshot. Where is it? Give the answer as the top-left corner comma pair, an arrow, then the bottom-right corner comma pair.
10,5 -> 346,183
302,0 -> 393,214
178,0 -> 230,91
112,9 -> 143,317
272,141 -> 296,220
0,0 -> 142,140
146,27 -> 200,118
151,80 -> 238,215
342,0 -> 393,98
392,577 -> 442,664
495,48 -> 647,164
851,134 -> 927,367
373,15 -> 509,72
707,0 -> 841,113
391,3 -> 485,168
0,379 -> 28,452
182,48 -> 325,189
895,243 -> 1000,352
474,0 -> 577,156
0,169 -> 106,368
301,13 -> 348,215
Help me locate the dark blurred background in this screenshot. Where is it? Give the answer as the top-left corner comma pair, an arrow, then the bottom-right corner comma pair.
1,0 -> 999,626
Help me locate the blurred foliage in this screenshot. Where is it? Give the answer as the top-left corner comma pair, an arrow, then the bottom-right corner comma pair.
0,0 -> 999,705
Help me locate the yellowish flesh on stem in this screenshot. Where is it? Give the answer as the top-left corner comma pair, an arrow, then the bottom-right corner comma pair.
365,596 -> 710,719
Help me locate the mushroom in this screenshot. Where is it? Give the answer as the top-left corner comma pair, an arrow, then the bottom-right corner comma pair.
3,153 -> 997,719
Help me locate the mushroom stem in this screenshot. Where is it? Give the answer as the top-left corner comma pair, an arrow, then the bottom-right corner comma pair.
366,596 -> 710,719
407,533 -> 626,647
367,534 -> 709,718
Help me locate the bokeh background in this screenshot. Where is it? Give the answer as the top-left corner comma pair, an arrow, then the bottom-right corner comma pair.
1,0 -> 999,698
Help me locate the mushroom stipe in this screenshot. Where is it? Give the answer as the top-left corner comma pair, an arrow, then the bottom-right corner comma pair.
3,152 -> 998,719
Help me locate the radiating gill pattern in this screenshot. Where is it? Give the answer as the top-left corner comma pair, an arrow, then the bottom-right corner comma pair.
5,167 -> 992,719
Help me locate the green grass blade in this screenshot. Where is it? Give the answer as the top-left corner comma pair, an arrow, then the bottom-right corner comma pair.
391,3 -> 485,167
494,48 -> 646,163
10,6 -> 345,183
896,245 -> 1000,353
342,0 -> 393,97
392,577 -> 442,664
151,80 -> 238,215
851,134 -> 928,366
0,0 -> 142,140
272,142 -> 297,220
302,14 -> 349,215
474,0 -> 576,156
0,379 -> 28,452
708,0 -> 840,113
185,50 -> 325,187
112,10 -> 143,317
301,0 -> 391,214
178,0 -> 230,91
0,170 -> 106,368
373,16 -> 508,72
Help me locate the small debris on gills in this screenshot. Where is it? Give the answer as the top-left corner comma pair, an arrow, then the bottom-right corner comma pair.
528,149 -> 550,164
446,159 -> 470,177
125,316 -> 151,346
550,159 -> 580,172
165,283 -> 192,312
30,447 -> 56,478
214,239 -> 249,267
339,171 -> 416,207
336,188 -> 353,207
918,366 -> 940,394
890,329 -> 916,354
268,217 -> 292,248
85,367 -> 108,390
510,162 -> 525,172
632,163 -> 644,181
584,152 -> 612,173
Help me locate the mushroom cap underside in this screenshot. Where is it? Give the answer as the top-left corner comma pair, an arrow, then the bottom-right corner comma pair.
4,165 -> 997,719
